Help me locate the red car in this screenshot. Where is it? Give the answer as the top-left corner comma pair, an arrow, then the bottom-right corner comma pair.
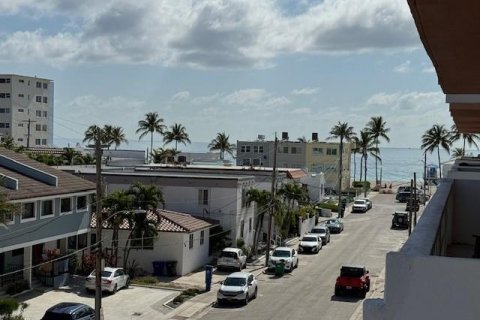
335,265 -> 370,298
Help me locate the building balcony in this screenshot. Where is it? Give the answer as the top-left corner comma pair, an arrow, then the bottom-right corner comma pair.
364,158 -> 480,320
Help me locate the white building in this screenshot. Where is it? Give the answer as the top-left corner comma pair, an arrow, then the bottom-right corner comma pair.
0,74 -> 54,147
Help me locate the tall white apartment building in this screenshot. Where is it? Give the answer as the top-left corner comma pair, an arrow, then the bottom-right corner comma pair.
0,74 -> 54,147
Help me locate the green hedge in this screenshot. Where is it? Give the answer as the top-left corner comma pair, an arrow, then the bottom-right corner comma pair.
317,202 -> 339,212
352,181 -> 371,190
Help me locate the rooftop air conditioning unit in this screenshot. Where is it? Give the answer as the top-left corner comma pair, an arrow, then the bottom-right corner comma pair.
282,132 -> 289,140
258,134 -> 265,141
312,132 -> 318,141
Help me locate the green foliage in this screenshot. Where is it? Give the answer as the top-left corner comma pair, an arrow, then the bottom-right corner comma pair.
317,202 -> 338,212
133,276 -> 158,285
0,298 -> 28,320
236,238 -> 245,248
209,225 -> 231,255
352,181 -> 371,190
66,250 -> 78,275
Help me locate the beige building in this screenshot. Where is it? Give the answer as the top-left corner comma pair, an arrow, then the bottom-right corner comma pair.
0,74 -> 54,147
236,132 -> 352,191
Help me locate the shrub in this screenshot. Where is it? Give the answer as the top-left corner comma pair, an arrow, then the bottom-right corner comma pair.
133,276 -> 157,285
352,181 -> 371,191
317,202 -> 338,211
236,238 -> 245,248
173,295 -> 187,304
5,280 -> 29,296
183,288 -> 201,296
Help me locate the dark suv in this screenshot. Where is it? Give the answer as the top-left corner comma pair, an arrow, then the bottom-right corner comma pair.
391,211 -> 409,229
41,302 -> 95,320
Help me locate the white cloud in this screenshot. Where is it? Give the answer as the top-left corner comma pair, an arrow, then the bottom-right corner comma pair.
171,91 -> 190,102
422,66 -> 435,73
393,60 -> 412,73
291,87 -> 319,95
0,0 -> 420,68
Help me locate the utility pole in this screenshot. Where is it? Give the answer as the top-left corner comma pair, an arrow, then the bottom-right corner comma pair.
423,151 -> 427,195
94,128 -> 104,320
21,119 -> 36,148
408,178 -> 413,236
265,134 -> 278,267
413,172 -> 417,227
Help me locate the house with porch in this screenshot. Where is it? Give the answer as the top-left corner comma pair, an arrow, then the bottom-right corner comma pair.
0,148 -> 96,289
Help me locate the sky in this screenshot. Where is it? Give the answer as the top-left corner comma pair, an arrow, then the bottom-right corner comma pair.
0,0 -> 454,150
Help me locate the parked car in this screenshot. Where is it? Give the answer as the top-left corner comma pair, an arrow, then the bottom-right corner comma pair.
85,267 -> 130,294
41,302 -> 95,320
217,271 -> 258,305
405,199 -> 420,212
396,190 -> 429,204
391,211 -> 410,229
217,247 -> 247,271
267,247 -> 299,271
352,199 -> 368,213
334,265 -> 370,298
325,218 -> 344,233
298,234 -> 322,253
310,225 -> 331,245
361,198 -> 372,210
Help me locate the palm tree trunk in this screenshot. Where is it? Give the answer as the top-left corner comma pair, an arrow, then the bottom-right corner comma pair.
337,139 -> 344,218
364,153 -> 368,197
359,155 -> 363,182
437,147 -> 442,179
150,132 -> 154,163
353,153 -> 356,183
253,211 -> 265,255
375,141 -> 379,185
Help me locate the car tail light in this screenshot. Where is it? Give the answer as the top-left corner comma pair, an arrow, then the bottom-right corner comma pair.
102,279 -> 112,284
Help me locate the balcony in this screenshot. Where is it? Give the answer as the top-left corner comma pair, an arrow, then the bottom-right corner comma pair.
364,158 -> 480,320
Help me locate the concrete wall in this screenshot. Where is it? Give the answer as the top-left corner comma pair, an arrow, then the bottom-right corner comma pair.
181,230 -> 210,275
452,179 -> 480,244
299,216 -> 316,236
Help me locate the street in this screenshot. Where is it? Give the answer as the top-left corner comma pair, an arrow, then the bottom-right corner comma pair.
195,192 -> 409,320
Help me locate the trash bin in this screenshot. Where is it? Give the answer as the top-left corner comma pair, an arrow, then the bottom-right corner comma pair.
166,261 -> 177,277
205,265 -> 213,291
275,260 -> 285,277
152,261 -> 165,276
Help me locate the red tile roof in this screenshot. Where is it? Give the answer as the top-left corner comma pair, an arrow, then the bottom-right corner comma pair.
287,169 -> 307,179
91,209 -> 214,233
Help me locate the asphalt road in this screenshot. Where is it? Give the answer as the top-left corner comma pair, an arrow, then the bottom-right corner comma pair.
196,192 -> 409,320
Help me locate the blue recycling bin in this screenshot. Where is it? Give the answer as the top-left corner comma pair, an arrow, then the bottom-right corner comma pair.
205,265 -> 213,291
152,261 -> 165,276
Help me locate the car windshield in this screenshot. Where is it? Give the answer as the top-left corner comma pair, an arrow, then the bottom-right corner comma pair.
273,250 -> 291,257
341,267 -> 364,277
326,220 -> 336,224
354,200 -> 365,205
89,270 -> 112,278
220,251 -> 238,259
223,277 -> 246,286
302,236 -> 318,242
312,228 -> 326,234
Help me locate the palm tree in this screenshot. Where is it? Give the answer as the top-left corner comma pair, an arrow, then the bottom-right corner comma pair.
83,125 -> 105,145
151,148 -> 180,164
163,123 -> 190,151
209,132 -> 236,160
62,147 -> 80,165
421,124 -> 452,178
246,188 -> 272,255
351,136 -> 361,183
277,183 -> 309,236
451,147 -> 465,159
136,112 -> 166,162
450,124 -> 480,155
327,122 -> 356,218
357,130 -> 380,193
127,182 -> 165,210
366,116 -> 390,185
110,126 -> 128,150
297,136 -> 308,143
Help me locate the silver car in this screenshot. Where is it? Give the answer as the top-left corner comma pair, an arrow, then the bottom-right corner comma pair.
217,272 -> 258,305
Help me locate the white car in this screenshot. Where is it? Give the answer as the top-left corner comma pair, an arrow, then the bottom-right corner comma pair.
217,247 -> 247,271
298,234 -> 322,253
361,198 -> 372,210
85,267 -> 130,294
352,199 -> 368,213
268,247 -> 299,271
217,272 -> 258,305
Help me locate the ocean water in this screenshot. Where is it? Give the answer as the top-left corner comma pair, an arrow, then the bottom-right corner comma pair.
54,138 -> 464,183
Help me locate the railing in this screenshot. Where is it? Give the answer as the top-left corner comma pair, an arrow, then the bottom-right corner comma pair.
0,264 -> 24,287
33,258 -> 69,287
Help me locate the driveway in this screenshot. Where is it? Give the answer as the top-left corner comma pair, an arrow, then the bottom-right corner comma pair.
19,277 -> 176,320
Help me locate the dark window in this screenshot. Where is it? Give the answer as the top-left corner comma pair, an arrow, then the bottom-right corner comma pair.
198,189 -> 208,205
43,82 -> 48,89
283,146 -> 289,153
22,202 -> 35,220
240,220 -> 244,238
43,97 -> 47,103
61,198 -> 71,213
68,236 -> 77,250
200,230 -> 205,245
77,196 -> 87,210
36,96 -> 41,102
249,218 -> 252,232
41,200 -> 53,216
12,248 -> 24,256
78,234 -> 87,249
189,234 -> 194,249
36,81 -> 41,88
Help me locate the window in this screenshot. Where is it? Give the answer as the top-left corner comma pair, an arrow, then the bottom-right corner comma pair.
42,139 -> 47,145
78,234 -> 87,249
18,108 -> 24,112
253,146 -> 259,153
291,147 -> 297,154
249,218 -> 252,232
18,79 -> 24,83
242,158 -> 251,166
36,81 -> 41,88
77,196 -> 87,211
68,236 -> 77,250
22,202 -> 35,220
327,148 -> 337,155
200,230 -> 205,245
259,146 -> 264,153
0,78 -> 10,83
198,189 -> 208,205
313,147 -> 323,154
240,145 -> 251,153
0,93 -> 10,99
36,96 -> 41,103
17,138 -> 23,142
252,158 -> 261,166
189,234 -> 194,249
240,220 -> 244,238
41,200 -> 54,217
43,82 -> 48,89
283,146 -> 289,153
4,123 -> 9,128
61,198 -> 72,214
18,94 -> 24,97
36,110 -> 41,117
241,145 -> 246,152
35,124 -> 41,131
12,248 -> 23,256
42,124 -> 47,131
43,111 -> 47,117
43,97 -> 47,103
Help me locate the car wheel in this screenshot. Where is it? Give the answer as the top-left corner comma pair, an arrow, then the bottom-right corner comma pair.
244,293 -> 249,305
360,290 -> 367,299
217,299 -> 222,306
366,281 -> 370,292
334,287 -> 340,296
112,284 -> 118,294
253,287 -> 258,299
295,259 -> 299,268
85,288 -> 94,294
125,279 -> 130,289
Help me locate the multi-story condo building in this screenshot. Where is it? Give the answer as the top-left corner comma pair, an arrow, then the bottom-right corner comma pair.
236,132 -> 352,191
0,74 -> 54,147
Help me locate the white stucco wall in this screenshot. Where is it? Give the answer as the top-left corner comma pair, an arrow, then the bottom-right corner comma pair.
181,230 -> 210,275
